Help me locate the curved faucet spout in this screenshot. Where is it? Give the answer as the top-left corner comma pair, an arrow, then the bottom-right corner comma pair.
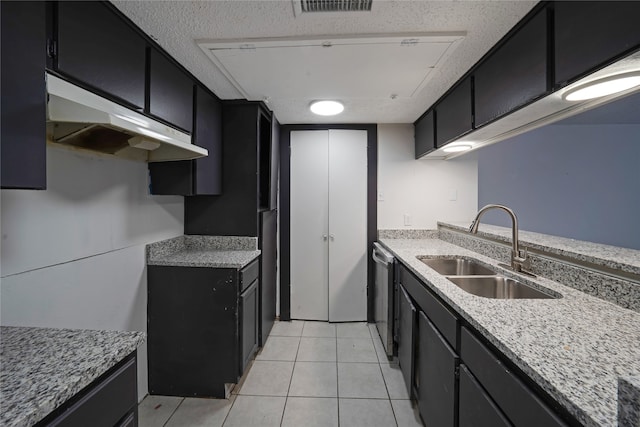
469,204 -> 531,274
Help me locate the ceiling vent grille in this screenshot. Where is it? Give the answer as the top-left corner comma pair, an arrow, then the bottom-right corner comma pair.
301,0 -> 372,12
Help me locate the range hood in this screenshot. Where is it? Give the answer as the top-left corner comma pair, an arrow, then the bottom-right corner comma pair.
46,73 -> 208,162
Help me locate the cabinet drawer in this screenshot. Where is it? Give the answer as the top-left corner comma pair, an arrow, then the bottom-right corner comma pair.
47,355 -> 137,427
459,364 -> 511,427
399,265 -> 458,349
240,259 -> 260,292
461,327 -> 567,427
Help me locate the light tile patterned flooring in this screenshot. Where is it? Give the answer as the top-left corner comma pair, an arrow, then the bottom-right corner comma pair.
139,321 -> 423,427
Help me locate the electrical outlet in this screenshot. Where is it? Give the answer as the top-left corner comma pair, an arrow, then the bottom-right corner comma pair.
377,191 -> 384,201
404,214 -> 412,226
449,189 -> 457,201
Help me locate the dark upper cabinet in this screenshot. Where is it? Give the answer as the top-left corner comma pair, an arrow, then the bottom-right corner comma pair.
417,311 -> 459,427
435,77 -> 472,147
414,110 -> 436,159
148,48 -> 194,132
148,86 -> 222,196
185,102 -> 274,237
459,364 -> 511,427
56,1 -> 146,109
474,9 -> 548,127
554,1 -> 640,87
1,1 -> 47,190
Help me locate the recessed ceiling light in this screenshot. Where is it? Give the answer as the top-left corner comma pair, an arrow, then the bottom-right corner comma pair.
563,71 -> 640,101
443,144 -> 472,153
310,100 -> 344,116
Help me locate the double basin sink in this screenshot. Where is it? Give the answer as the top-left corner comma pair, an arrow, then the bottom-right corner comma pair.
417,257 -> 557,299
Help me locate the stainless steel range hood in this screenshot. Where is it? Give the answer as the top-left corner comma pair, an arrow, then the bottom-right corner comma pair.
46,73 -> 208,162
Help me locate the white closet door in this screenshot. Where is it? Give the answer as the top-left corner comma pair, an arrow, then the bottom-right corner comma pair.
328,129 -> 368,322
290,130 -> 329,320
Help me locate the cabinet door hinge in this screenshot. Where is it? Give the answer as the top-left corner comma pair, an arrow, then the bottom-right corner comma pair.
47,39 -> 57,58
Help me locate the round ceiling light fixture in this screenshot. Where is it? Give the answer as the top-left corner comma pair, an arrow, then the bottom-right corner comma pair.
562,71 -> 640,101
443,143 -> 473,153
310,100 -> 344,116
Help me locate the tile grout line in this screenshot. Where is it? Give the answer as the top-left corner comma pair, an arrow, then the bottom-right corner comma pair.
372,322 -> 401,427
335,323 -> 340,427
161,397 -> 185,427
279,321 -> 304,426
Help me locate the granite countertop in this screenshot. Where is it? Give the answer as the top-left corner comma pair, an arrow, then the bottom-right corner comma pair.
147,235 -> 260,269
0,326 -> 145,427
379,237 -> 640,427
439,221 -> 640,276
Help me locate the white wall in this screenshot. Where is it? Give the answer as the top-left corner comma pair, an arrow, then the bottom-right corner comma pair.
0,145 -> 184,400
377,124 -> 478,229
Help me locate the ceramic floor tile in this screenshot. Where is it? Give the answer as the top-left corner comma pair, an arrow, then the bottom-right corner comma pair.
138,395 -> 184,427
281,397 -> 339,427
380,363 -> 411,399
336,322 -> 372,338
255,336 -> 300,361
302,321 -> 337,337
237,360 -> 294,396
270,320 -> 304,337
289,362 -> 338,397
339,398 -> 397,427
391,399 -> 424,427
337,363 -> 388,399
297,337 -> 337,362
337,337 -> 378,363
165,396 -> 235,427
222,395 -> 286,427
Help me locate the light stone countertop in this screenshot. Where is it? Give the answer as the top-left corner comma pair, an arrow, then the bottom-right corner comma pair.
379,237 -> 640,427
146,235 -> 260,269
0,326 -> 145,427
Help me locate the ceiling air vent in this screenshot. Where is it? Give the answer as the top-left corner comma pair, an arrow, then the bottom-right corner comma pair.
300,0 -> 372,12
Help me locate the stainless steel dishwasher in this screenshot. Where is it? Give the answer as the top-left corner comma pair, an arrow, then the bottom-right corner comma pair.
373,242 -> 395,358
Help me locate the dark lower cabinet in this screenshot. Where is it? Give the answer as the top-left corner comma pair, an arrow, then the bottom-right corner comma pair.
259,210 -> 278,345
240,279 -> 259,373
459,364 -> 511,427
397,285 -> 416,397
36,353 -> 138,427
417,311 -> 459,427
1,0 -> 47,190
147,259 -> 260,398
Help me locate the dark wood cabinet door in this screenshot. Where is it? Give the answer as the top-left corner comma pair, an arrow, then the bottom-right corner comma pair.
414,110 -> 435,158
149,48 -> 194,132
417,311 -> 459,427
148,161 -> 194,195
474,9 -> 548,127
193,86 -> 222,195
240,279 -> 259,375
259,210 -> 278,345
435,77 -> 472,147
397,285 -> 416,398
554,1 -> 640,86
459,364 -> 511,427
1,1 -> 47,190
56,1 -> 146,109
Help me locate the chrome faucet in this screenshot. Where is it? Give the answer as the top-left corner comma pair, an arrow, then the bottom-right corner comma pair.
469,204 -> 533,275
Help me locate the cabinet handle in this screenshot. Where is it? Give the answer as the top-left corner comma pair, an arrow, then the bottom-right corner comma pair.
329,234 -> 335,241
323,235 -> 328,241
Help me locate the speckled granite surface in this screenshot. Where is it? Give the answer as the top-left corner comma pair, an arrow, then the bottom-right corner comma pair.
0,326 -> 145,427
379,238 -> 640,427
619,377 -> 640,427
439,221 -> 640,275
147,235 -> 260,268
377,229 -> 439,239
439,225 -> 640,312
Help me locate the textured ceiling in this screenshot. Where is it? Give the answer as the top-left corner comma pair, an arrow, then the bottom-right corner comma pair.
111,0 -> 538,124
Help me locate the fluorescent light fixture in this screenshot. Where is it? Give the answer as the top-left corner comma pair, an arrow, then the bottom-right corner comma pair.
310,100 -> 344,116
443,143 -> 472,153
563,71 -> 640,101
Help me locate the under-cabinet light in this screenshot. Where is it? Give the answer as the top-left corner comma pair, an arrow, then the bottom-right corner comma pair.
310,100 -> 344,116
443,144 -> 472,153
563,71 -> 640,101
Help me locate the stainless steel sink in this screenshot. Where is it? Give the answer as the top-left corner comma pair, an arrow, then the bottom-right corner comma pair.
418,257 -> 496,276
447,276 -> 556,299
